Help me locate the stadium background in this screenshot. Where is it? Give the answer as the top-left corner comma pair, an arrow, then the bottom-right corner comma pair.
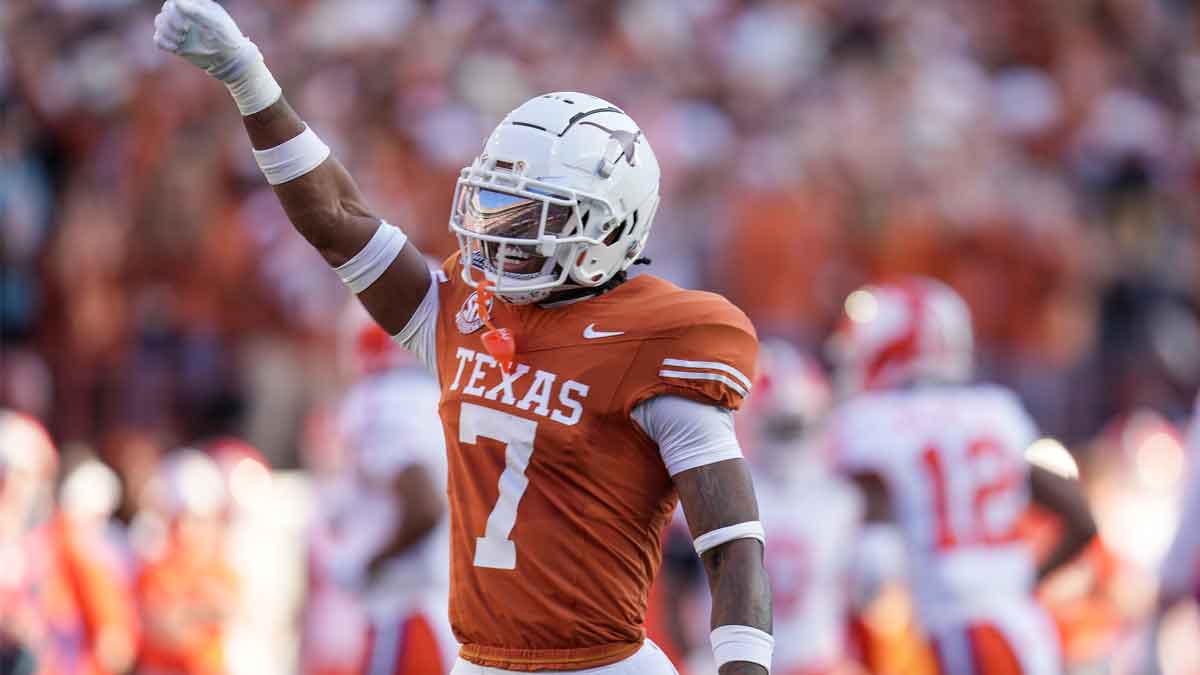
3,0 -> 1200,673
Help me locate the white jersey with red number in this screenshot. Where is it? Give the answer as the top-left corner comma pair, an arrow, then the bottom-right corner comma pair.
830,384 -> 1039,631
312,367 -> 451,620
755,457 -> 862,673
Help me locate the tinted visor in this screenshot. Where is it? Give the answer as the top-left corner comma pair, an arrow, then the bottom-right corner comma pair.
460,188 -> 574,240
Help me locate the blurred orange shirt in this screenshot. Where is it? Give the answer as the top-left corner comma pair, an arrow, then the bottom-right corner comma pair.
137,543 -> 237,675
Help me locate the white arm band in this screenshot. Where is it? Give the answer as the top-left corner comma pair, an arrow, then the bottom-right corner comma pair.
693,521 -> 765,556
711,625 -> 773,672
334,221 -> 408,293
253,125 -> 331,185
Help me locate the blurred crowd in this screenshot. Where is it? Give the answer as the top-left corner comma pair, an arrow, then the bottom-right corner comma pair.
5,0 -> 1200,673
6,0 -> 1200,460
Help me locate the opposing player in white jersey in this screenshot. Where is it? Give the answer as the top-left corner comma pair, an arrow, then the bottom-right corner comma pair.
308,307 -> 456,675
741,342 -> 864,675
1140,393 -> 1200,673
827,278 -> 1096,675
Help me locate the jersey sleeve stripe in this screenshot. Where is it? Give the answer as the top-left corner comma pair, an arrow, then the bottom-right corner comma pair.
660,358 -> 753,391
658,369 -> 749,397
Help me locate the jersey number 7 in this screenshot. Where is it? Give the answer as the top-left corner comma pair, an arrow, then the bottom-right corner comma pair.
459,403 -> 538,570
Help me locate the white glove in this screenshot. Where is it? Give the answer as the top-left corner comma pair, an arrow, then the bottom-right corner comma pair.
153,0 -> 281,115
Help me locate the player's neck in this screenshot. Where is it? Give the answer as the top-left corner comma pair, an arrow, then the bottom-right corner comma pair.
534,271 -> 631,309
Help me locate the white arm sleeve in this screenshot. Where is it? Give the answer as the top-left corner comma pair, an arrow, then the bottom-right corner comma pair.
391,271 -> 439,377
632,395 -> 744,476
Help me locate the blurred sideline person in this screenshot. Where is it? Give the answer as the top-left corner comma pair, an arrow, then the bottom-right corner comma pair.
737,342 -> 864,675
0,410 -> 140,675
306,308 -> 453,675
154,3 -> 773,675
1139,394 -> 1200,674
826,278 -> 1097,675
136,450 -> 238,675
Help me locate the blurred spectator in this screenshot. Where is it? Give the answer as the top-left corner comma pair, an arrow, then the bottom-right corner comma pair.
135,450 -> 238,675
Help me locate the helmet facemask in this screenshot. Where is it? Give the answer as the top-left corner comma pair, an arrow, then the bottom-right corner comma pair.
451,155 -> 646,305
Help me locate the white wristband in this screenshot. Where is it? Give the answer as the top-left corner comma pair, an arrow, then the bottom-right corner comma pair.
711,625 -> 773,672
253,126 -> 331,186
694,521 -> 765,556
334,221 -> 408,293
221,43 -> 282,116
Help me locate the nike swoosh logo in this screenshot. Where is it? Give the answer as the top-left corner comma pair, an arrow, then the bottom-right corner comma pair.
583,323 -> 625,339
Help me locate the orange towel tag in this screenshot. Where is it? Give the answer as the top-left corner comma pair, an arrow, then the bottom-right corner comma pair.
476,282 -> 516,374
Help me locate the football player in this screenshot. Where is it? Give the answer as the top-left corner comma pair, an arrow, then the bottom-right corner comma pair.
0,411 -> 138,675
307,309 -> 455,674
739,342 -> 865,675
153,2 -> 773,674
826,278 -> 1097,675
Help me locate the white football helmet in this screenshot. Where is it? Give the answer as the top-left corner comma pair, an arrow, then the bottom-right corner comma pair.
450,92 -> 661,304
143,449 -> 228,519
0,410 -> 57,535
829,277 -> 973,396
741,339 -> 832,447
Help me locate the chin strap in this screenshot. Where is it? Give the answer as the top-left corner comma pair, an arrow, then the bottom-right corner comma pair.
476,281 -> 516,375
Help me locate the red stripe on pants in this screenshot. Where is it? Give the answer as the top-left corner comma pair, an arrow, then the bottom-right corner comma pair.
395,613 -> 444,675
933,623 -> 1023,675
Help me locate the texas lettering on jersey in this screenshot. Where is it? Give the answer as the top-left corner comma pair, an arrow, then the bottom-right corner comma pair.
430,254 -> 757,672
448,347 -> 589,427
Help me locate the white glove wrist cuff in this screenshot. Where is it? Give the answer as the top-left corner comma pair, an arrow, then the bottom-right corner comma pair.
221,43 -> 282,115
253,125 -> 330,185
711,625 -> 773,672
334,221 -> 408,293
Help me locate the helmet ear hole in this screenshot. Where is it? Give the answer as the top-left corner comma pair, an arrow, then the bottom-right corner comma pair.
603,219 -> 628,246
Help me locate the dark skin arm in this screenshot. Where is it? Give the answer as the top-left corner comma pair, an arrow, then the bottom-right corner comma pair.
1030,465 -> 1097,581
365,464 -> 446,580
852,472 -> 891,523
242,98 -> 431,334
674,458 -> 772,675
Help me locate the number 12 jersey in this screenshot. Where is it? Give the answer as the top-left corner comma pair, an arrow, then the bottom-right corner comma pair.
829,384 -> 1040,631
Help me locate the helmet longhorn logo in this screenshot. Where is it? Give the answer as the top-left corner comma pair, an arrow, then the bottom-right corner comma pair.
580,121 -> 641,176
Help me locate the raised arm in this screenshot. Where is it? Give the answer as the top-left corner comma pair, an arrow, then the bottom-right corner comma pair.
153,0 -> 429,333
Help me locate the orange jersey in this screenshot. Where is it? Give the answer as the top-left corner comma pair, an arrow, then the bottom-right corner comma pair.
136,545 -> 237,675
427,256 -> 756,671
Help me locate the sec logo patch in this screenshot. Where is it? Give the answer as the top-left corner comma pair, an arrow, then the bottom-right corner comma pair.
456,292 -> 494,335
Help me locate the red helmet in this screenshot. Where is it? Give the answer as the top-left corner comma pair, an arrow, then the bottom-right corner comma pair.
829,276 -> 973,396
